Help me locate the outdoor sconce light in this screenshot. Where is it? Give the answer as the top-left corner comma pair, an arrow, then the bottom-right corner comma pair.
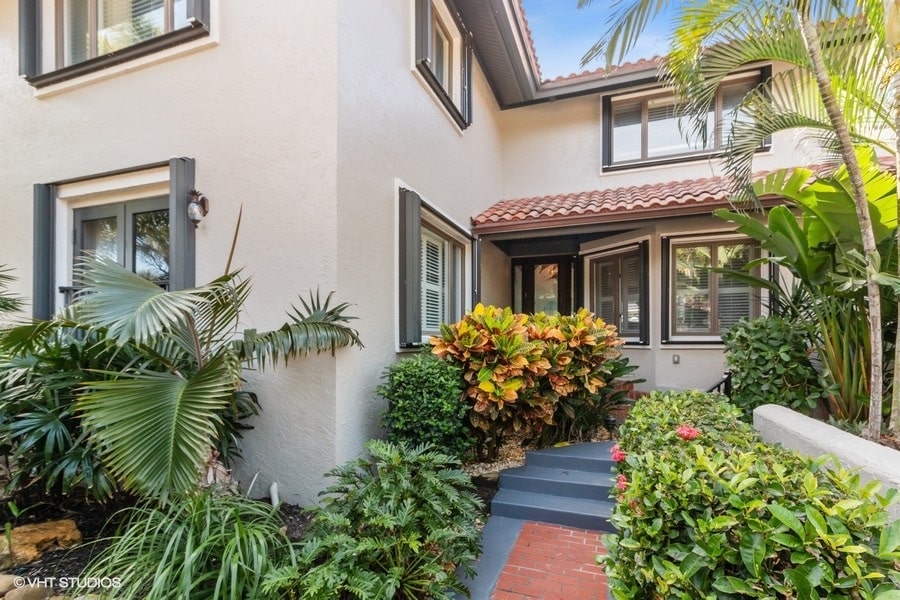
187,189 -> 209,228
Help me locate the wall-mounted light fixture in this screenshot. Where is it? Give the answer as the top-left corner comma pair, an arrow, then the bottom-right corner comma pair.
187,189 -> 210,228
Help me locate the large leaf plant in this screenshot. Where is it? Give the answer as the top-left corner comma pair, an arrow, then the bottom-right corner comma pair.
0,256 -> 361,504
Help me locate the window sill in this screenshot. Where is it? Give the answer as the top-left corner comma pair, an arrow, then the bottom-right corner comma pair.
603,145 -> 771,173
414,62 -> 470,131
27,25 -> 217,98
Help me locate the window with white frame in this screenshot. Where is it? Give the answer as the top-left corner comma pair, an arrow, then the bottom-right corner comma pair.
399,188 -> 468,346
414,0 -> 473,129
602,69 -> 768,169
19,0 -> 210,88
587,242 -> 648,344
33,159 -> 197,318
665,237 -> 760,340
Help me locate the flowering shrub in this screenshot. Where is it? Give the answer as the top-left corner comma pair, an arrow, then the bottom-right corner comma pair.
431,304 -> 624,459
675,424 -> 700,441
610,444 -> 626,463
604,390 -> 900,598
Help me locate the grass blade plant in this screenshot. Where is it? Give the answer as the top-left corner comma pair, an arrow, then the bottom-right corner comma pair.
79,489 -> 295,600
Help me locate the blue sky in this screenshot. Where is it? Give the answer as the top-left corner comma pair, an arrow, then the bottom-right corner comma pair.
520,0 -> 675,79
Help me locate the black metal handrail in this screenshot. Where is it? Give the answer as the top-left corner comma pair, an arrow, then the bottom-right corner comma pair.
705,370 -> 732,398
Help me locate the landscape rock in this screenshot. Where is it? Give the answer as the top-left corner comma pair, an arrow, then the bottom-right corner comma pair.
0,520 -> 82,566
4,584 -> 53,600
0,574 -> 18,594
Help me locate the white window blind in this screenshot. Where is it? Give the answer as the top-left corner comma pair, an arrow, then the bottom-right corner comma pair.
421,229 -> 448,333
612,102 -> 642,162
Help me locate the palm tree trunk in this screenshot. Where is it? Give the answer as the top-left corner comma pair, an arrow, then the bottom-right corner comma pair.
796,10 -> 884,440
886,0 -> 900,433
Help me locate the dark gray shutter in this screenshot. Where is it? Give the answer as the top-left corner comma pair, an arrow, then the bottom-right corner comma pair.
168,157 -> 195,290
399,188 -> 422,347
19,0 -> 40,78
661,237 -> 670,344
638,240 -> 650,344
32,184 -> 54,319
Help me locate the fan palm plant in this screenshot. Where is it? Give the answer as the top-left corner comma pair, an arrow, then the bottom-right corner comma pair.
0,256 -> 361,503
581,0 -> 895,439
0,266 -> 23,318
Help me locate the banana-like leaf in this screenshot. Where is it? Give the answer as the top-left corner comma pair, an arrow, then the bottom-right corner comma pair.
77,353 -> 241,503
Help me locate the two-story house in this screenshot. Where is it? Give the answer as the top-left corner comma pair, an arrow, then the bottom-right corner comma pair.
0,0 -> 817,503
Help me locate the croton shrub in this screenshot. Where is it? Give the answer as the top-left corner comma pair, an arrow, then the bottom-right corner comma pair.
430,304 -> 623,459
604,390 -> 900,599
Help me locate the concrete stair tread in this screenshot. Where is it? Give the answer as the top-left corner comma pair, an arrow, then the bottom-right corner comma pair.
526,442 -> 616,473
502,465 -> 616,485
491,488 -> 615,531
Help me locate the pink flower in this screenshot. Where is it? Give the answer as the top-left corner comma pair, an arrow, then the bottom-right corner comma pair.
676,424 -> 701,441
610,443 -> 626,463
616,474 -> 628,491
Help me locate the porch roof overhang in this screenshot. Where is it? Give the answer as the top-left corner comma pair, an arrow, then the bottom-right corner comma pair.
472,175 -> 766,236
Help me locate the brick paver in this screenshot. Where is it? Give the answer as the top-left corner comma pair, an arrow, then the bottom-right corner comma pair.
491,522 -> 608,599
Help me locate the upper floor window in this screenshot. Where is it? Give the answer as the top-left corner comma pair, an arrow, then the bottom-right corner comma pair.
414,0 -> 473,129
19,0 -> 210,88
602,69 -> 769,170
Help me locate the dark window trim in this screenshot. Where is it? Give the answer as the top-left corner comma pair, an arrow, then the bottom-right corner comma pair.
663,234 -> 761,342
587,240 -> 649,346
32,158 -> 196,319
398,187 -> 473,348
414,0 -> 473,129
601,65 -> 772,171
20,0 -> 210,88
511,254 -> 578,315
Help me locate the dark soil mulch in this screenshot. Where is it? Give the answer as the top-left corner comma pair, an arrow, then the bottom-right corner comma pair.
2,496 -> 313,592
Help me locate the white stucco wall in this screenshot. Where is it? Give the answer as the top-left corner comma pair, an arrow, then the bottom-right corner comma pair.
331,0 -> 503,467
0,2 -> 347,505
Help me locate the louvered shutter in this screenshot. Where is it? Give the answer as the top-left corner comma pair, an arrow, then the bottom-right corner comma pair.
620,254 -> 642,336
420,229 -> 447,334
717,243 -> 753,332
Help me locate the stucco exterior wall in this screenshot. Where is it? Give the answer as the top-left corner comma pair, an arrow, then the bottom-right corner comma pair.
331,0 -> 504,468
0,2 -> 345,504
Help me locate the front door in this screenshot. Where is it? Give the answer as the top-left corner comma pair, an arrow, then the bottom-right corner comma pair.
512,256 -> 577,315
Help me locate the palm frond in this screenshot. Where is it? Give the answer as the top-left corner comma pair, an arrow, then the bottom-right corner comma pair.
238,290 -> 362,370
74,256 -> 208,347
0,265 -> 24,317
579,0 -> 677,68
77,353 -> 242,503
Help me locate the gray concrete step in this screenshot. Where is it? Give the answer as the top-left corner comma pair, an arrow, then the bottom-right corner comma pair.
499,465 -> 615,500
524,441 -> 616,473
490,488 -> 615,531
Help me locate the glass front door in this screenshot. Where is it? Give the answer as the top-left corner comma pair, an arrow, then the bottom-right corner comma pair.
512,256 -> 577,315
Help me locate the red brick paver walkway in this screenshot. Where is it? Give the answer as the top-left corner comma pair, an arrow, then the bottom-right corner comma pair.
491,522 -> 608,599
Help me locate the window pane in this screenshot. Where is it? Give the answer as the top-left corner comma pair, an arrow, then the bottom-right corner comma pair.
720,79 -> 756,148
534,264 -> 559,314
432,18 -> 451,93
81,216 -> 119,262
513,265 -> 523,313
174,0 -> 189,28
612,102 -> 641,162
133,209 -> 170,284
592,259 -> 616,326
62,0 -> 91,67
421,231 -> 448,333
621,254 -> 642,335
98,0 -> 165,56
674,246 -> 710,333
717,244 -> 754,332
647,100 -> 713,157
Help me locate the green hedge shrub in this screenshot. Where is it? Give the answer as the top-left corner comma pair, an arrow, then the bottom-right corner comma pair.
431,304 -> 624,458
722,316 -> 826,418
378,352 -> 473,459
604,390 -> 900,599
264,440 -> 482,599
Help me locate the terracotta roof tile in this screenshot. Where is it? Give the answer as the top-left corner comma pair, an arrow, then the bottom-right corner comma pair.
473,174 -> 734,234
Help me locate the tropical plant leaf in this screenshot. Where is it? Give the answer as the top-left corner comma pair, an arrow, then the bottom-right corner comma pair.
76,353 -> 241,502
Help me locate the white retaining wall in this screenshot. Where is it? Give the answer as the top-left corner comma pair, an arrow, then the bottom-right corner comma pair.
753,404 -> 900,521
